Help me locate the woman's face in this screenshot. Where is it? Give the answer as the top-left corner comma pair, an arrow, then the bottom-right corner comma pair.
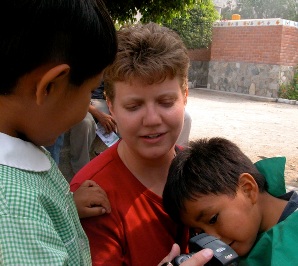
108,77 -> 187,160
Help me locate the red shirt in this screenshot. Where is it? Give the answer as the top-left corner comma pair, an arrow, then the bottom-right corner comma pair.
70,141 -> 188,266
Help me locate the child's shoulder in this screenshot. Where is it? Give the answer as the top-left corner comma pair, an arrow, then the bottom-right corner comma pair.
0,164 -> 65,220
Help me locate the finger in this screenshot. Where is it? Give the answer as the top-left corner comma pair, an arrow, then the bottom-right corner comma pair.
80,206 -> 109,219
105,122 -> 113,133
89,189 -> 111,212
180,249 -> 214,266
110,118 -> 116,124
92,198 -> 111,213
80,180 -> 99,187
102,122 -> 112,134
158,244 -> 180,266
111,122 -> 117,132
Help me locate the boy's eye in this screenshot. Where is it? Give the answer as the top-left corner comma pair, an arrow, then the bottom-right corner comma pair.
209,214 -> 218,224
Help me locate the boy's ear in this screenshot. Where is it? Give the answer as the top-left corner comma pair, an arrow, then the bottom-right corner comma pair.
238,173 -> 259,204
36,64 -> 70,105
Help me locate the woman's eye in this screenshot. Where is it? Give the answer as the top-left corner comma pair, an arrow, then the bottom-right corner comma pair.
160,101 -> 174,107
161,102 -> 174,106
125,104 -> 140,111
209,214 -> 218,224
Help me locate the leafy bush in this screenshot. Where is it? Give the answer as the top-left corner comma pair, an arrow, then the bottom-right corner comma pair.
278,66 -> 298,100
161,1 -> 219,49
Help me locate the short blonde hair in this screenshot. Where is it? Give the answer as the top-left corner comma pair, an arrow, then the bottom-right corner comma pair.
104,22 -> 189,101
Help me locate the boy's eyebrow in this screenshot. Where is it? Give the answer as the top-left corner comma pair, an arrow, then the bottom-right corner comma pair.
195,210 -> 206,222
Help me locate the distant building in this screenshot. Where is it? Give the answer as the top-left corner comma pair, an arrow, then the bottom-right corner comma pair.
213,0 -> 238,15
213,0 -> 237,8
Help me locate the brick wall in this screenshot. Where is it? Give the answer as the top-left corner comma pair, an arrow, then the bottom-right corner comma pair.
187,48 -> 211,62
209,20 -> 298,66
188,19 -> 298,97
280,26 -> 298,66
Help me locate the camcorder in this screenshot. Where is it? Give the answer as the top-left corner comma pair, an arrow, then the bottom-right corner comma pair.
172,233 -> 239,266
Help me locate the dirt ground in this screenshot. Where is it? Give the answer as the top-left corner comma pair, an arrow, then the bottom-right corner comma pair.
187,88 -> 298,187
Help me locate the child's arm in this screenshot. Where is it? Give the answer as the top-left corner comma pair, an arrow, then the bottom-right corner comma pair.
73,180 -> 111,218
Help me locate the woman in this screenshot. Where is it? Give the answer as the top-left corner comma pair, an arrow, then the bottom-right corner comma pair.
70,22 -> 191,266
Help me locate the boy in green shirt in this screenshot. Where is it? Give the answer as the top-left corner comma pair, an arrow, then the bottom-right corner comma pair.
0,0 -> 117,264
163,137 -> 298,265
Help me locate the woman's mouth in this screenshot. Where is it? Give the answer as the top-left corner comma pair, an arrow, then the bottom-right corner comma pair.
144,133 -> 162,139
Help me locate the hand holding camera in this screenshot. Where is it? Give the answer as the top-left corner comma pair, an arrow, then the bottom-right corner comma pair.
172,233 -> 239,266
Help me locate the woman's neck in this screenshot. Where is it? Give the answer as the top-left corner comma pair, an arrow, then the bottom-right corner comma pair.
117,141 -> 176,196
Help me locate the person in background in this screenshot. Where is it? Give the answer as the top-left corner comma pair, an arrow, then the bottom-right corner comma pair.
46,133 -> 65,164
70,22 -> 191,265
69,82 -> 116,174
0,0 -> 117,264
176,110 -> 192,147
163,137 -> 298,265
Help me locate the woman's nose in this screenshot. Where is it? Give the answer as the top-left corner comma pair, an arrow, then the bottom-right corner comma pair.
142,106 -> 162,126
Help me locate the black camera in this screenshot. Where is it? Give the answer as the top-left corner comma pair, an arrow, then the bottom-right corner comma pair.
172,233 -> 239,266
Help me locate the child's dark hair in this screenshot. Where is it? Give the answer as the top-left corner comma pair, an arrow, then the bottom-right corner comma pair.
1,0 -> 117,95
163,137 -> 267,223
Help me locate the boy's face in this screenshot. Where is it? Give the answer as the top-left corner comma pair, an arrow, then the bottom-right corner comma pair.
26,71 -> 102,147
180,191 -> 261,257
42,74 -> 103,146
107,77 -> 186,160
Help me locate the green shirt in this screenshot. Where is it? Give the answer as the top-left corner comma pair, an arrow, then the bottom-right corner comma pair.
239,157 -> 297,265
0,133 -> 91,265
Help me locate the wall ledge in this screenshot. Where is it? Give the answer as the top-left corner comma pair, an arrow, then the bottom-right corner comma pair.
213,18 -> 298,28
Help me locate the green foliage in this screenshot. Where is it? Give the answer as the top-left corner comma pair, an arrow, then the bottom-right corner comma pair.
103,0 -> 199,24
161,0 -> 219,49
278,66 -> 298,100
102,0 -> 219,49
222,0 -> 298,21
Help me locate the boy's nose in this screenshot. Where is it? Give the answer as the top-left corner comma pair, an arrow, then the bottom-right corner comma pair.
203,228 -> 221,240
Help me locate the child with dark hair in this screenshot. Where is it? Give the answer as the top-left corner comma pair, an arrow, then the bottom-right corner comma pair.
0,0 -> 117,264
163,137 -> 298,265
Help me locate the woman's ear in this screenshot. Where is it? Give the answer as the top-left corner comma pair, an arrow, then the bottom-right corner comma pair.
106,97 -> 114,117
238,173 -> 259,204
36,64 -> 70,105
184,87 -> 188,105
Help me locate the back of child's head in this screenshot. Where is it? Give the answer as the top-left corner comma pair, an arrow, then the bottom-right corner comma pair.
1,0 -> 117,95
163,137 -> 267,223
104,22 -> 190,102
